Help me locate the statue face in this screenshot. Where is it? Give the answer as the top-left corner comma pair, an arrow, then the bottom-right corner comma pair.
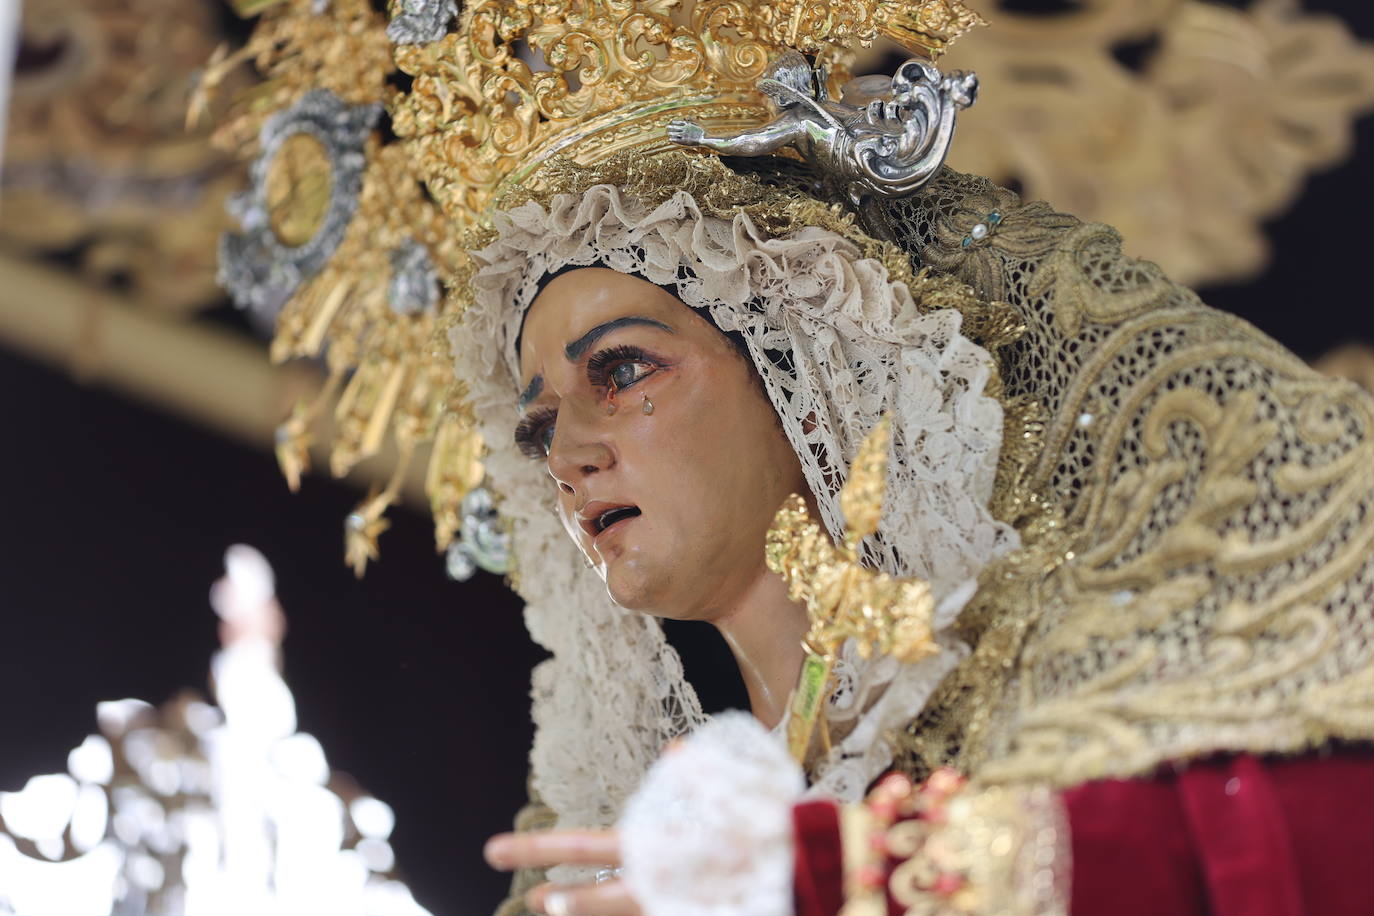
516,268 -> 811,620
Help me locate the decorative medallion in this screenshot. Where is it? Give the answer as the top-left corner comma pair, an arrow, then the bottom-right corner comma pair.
219,89 -> 382,319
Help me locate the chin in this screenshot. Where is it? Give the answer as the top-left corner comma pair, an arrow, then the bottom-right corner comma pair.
602,571 -> 657,614
601,560 -> 680,618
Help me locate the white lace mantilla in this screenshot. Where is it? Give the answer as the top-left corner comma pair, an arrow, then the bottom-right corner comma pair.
451,183 -> 1017,832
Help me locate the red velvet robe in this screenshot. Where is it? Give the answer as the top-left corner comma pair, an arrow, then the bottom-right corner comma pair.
793,749 -> 1374,915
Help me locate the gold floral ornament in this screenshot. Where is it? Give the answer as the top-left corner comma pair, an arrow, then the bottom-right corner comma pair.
767,414 -> 939,761
837,770 -> 1067,916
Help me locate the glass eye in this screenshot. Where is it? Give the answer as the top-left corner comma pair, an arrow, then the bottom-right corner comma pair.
538,421 -> 556,457
609,360 -> 653,391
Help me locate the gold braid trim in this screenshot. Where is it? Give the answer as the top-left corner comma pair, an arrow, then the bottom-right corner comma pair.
886,169 -> 1374,787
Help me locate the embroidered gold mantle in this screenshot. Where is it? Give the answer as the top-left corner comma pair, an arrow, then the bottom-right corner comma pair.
884,169 -> 1374,787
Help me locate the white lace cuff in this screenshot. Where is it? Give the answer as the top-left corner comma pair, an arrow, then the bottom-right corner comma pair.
618,713 -> 805,916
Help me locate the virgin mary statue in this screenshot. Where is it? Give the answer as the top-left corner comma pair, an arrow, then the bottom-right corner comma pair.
209,2 -> 1374,914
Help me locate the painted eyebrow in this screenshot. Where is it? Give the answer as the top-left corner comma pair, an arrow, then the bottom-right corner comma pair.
517,317 -> 673,410
517,374 -> 543,411
563,316 -> 673,361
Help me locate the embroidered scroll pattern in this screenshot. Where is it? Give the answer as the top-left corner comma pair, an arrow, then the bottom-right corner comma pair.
887,168 -> 1374,787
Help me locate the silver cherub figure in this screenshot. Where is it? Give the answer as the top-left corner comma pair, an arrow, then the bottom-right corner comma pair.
668,50 -> 977,202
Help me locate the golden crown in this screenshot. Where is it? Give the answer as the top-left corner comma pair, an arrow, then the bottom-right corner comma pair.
202,0 -> 983,575
390,0 -> 984,228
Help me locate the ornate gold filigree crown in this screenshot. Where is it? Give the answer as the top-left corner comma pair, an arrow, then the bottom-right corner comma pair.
390,0 -> 983,228
203,0 -> 982,575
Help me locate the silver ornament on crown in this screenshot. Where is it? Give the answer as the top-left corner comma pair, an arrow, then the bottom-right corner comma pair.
668,50 -> 977,204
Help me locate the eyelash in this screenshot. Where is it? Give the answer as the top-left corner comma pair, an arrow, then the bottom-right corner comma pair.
514,406 -> 557,461
587,345 -> 659,393
513,345 -> 663,460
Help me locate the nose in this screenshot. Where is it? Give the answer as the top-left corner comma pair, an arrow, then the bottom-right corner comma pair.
545,402 -> 614,495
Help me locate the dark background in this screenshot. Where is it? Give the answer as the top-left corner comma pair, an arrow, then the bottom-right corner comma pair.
1,2 -> 1372,914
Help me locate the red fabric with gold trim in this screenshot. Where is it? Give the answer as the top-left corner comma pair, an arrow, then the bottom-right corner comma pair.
789,749 -> 1374,915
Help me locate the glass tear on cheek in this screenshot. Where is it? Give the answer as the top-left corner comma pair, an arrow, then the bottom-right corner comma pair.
607,387 -> 618,416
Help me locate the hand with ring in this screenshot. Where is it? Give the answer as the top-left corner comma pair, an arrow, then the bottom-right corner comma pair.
484,828 -> 643,916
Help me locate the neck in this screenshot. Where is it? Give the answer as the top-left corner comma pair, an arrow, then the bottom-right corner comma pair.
711,568 -> 808,730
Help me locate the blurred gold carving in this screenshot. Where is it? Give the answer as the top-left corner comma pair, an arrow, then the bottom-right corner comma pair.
912,0 -> 1374,287
346,488 -> 395,578
0,0 -> 241,312
1315,343 -> 1374,394
197,0 -> 394,151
